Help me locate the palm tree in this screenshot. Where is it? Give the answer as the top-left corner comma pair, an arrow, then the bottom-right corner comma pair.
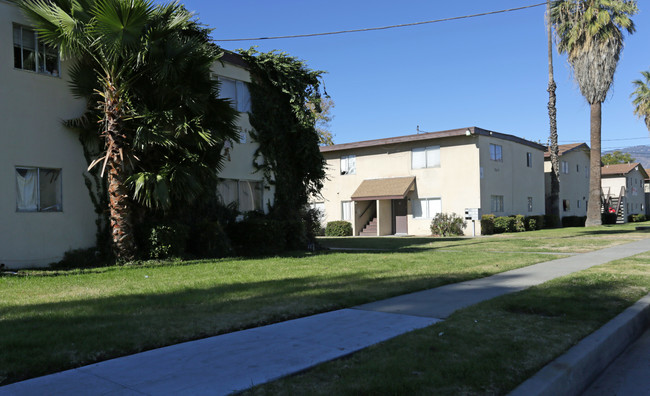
632,70 -> 650,131
19,0 -> 237,259
550,0 -> 637,226
546,0 -> 560,222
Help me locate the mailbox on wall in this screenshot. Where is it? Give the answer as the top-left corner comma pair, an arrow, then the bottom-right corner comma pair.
464,208 -> 480,221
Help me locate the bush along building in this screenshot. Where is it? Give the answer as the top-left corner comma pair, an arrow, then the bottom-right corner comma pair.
315,127 -> 546,236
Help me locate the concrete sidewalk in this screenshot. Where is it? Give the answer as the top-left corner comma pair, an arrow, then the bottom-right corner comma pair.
2,238 -> 649,396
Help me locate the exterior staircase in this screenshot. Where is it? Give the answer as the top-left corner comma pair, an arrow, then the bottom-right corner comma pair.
359,217 -> 377,236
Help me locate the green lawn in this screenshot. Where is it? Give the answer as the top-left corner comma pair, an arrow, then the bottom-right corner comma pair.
1,223 -> 648,386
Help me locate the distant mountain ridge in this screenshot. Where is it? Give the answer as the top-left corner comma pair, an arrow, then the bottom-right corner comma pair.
604,145 -> 650,171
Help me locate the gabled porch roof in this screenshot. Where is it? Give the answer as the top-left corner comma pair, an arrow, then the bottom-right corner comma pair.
351,176 -> 415,201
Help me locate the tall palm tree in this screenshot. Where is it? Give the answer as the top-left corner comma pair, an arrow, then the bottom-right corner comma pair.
546,0 -> 561,221
550,0 -> 637,226
19,0 -> 237,259
632,70 -> 650,131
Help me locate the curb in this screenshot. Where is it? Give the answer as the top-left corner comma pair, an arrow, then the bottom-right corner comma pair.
509,293 -> 650,396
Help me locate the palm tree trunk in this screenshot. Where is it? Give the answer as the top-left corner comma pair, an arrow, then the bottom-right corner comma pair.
586,101 -> 603,226
104,79 -> 136,259
547,0 -> 560,221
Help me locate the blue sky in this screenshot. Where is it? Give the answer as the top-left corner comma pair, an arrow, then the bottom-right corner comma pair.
176,0 -> 650,151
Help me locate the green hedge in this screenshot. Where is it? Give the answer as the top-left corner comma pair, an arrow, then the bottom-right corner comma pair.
325,221 -> 353,236
631,214 -> 647,223
561,216 -> 586,228
525,215 -> 544,231
481,215 -> 495,235
543,214 -> 560,228
227,216 -> 286,256
482,214 -> 546,235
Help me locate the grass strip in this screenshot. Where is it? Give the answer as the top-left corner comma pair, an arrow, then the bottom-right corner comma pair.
243,251 -> 650,395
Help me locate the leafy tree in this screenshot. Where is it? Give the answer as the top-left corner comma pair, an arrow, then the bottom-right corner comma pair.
550,0 -> 637,226
307,97 -> 335,145
602,150 -> 635,165
239,48 -> 326,248
20,0 -> 238,259
545,0 -> 561,219
632,70 -> 650,131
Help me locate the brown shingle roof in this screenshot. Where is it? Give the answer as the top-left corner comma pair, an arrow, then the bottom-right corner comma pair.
321,127 -> 545,154
351,177 -> 415,201
601,163 -> 648,178
544,143 -> 589,158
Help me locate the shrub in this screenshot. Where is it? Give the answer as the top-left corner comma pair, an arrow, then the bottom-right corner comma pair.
227,216 -> 286,256
430,212 -> 467,237
325,221 -> 353,237
633,214 -> 647,222
561,216 -> 586,228
481,215 -> 495,235
514,215 -> 526,232
50,247 -> 106,269
186,220 -> 231,258
147,223 -> 190,259
602,212 -> 618,225
494,216 -> 516,234
543,214 -> 560,228
525,215 -> 544,231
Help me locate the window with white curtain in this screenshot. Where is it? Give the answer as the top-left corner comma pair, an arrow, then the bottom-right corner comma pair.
340,155 -> 356,175
412,198 -> 441,219
217,179 -> 262,211
561,161 -> 569,174
341,201 -> 353,221
217,77 -> 251,113
411,146 -> 440,169
491,195 -> 504,212
490,144 -> 502,161
16,167 -> 62,212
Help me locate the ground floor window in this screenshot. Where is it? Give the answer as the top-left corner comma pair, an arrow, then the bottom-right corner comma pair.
217,179 -> 263,212
15,167 -> 62,212
563,199 -> 570,212
341,201 -> 353,221
491,195 -> 504,213
527,197 -> 533,212
412,197 -> 441,219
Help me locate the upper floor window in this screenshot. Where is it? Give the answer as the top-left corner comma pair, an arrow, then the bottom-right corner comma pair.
490,144 -> 502,161
412,146 -> 440,169
16,167 -> 62,212
13,25 -> 60,76
561,161 -> 569,174
340,155 -> 356,175
526,152 -> 532,168
217,77 -> 251,112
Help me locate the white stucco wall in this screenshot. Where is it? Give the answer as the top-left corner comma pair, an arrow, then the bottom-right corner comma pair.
544,148 -> 590,217
1,1 -> 96,268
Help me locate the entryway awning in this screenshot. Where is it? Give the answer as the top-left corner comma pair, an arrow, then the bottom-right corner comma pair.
351,176 -> 415,201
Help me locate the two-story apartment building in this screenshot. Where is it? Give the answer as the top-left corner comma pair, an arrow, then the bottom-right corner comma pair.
1,0 -> 270,268
544,143 -> 590,218
316,127 -> 546,236
601,163 -> 647,222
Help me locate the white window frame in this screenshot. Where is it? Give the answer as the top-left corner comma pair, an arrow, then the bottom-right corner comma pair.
412,197 -> 442,219
217,178 -> 263,212
13,25 -> 60,76
341,201 -> 353,221
411,146 -> 441,169
217,77 -> 251,113
491,195 -> 504,212
490,144 -> 502,162
15,167 -> 62,212
340,155 -> 356,175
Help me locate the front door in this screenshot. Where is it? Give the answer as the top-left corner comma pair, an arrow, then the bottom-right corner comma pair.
392,199 -> 408,234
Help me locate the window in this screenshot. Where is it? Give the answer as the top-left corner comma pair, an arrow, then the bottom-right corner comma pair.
340,155 -> 356,175
491,195 -> 504,212
13,25 -> 60,76
576,164 -> 580,173
411,146 -> 440,169
341,201 -> 353,221
16,167 -> 62,212
412,198 -> 442,219
563,199 -> 570,212
490,144 -> 502,161
527,197 -> 533,212
584,166 -> 588,178
217,77 -> 251,112
526,152 -> 532,168
577,200 -> 581,208
217,179 -> 262,211
561,161 -> 569,174
310,202 -> 325,218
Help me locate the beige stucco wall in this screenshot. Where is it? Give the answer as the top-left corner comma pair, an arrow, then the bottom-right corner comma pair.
0,1 -> 96,268
478,135 -> 545,217
319,134 -> 508,236
210,61 -> 274,211
544,148 -> 590,217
